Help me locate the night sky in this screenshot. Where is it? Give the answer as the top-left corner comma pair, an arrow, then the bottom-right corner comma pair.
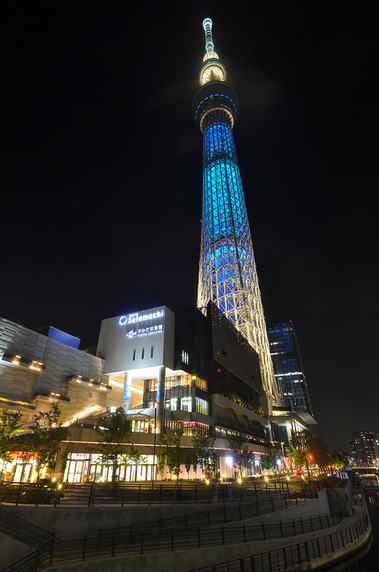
2,2 -> 376,452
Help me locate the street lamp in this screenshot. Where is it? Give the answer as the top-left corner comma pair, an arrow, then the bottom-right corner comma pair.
152,400 -> 157,484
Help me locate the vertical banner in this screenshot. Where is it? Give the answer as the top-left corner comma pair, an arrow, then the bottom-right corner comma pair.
122,373 -> 131,411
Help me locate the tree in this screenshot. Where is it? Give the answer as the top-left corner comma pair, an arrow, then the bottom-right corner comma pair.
95,409 -> 133,482
122,443 -> 147,466
192,431 -> 217,478
227,432 -> 255,478
288,430 -> 313,480
60,445 -> 71,480
27,404 -> 70,480
0,409 -> 23,467
158,429 -> 183,479
330,449 -> 348,471
184,449 -> 196,479
261,442 -> 278,471
308,433 -> 330,475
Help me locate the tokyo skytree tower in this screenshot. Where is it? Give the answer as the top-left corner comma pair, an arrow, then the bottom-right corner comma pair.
193,18 -> 279,409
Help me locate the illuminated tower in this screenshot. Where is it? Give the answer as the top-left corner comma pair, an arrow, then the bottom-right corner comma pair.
193,18 -> 279,410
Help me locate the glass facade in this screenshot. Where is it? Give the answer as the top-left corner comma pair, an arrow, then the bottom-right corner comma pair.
268,321 -> 313,414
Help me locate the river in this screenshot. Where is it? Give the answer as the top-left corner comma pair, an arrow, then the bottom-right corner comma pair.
326,491 -> 379,572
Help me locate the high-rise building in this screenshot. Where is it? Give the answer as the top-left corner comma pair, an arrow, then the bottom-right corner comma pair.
193,19 -> 279,411
351,431 -> 376,466
268,321 -> 313,415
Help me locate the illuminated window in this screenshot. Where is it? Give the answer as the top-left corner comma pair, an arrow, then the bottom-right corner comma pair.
181,350 -> 189,365
165,375 -> 192,390
165,398 -> 177,411
195,397 -> 209,415
191,375 -> 208,391
181,397 -> 192,412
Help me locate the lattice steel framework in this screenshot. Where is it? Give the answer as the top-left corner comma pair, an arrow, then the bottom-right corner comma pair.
193,19 -> 279,408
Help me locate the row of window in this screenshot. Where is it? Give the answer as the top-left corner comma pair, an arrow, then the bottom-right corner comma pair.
131,348 -> 190,364
165,397 -> 209,415
144,375 -> 208,393
132,346 -> 154,361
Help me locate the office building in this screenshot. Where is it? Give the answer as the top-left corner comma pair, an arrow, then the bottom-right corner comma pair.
268,321 -> 313,416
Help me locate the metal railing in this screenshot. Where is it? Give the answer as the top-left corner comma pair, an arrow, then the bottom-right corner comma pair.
0,483 -> 62,506
0,509 -> 342,570
59,481 -> 318,507
0,503 -> 59,547
183,512 -> 370,572
0,480 -> 321,507
51,510 -> 342,563
0,483 -> 321,571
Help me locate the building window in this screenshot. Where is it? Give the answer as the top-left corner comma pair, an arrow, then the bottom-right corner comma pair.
181,350 -> 189,365
132,349 -> 136,361
165,398 -> 177,411
141,347 -> 145,359
165,375 -> 191,390
195,397 -> 209,415
191,375 -> 208,391
151,346 -> 154,358
221,348 -> 227,357
181,397 -> 192,412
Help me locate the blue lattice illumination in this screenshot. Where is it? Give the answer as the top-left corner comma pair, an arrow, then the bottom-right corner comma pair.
194,20 -> 279,408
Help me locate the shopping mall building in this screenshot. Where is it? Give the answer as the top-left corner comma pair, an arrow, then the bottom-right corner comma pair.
0,303 -> 311,483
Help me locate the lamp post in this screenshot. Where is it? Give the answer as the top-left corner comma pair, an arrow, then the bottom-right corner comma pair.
152,400 -> 157,483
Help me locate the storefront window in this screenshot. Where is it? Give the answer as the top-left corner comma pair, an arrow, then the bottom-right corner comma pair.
182,422 -> 209,436
131,419 -> 150,433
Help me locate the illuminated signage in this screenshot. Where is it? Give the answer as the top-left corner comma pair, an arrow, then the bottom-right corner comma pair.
119,310 -> 164,326
119,309 -> 165,339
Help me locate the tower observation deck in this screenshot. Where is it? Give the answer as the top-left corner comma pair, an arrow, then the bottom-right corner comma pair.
193,18 -> 279,410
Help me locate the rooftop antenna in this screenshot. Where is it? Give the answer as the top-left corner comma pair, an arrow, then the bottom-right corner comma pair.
202,18 -> 214,53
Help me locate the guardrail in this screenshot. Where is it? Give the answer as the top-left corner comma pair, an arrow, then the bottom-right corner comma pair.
0,503 -> 59,547
0,483 -> 61,506
53,510 -> 342,563
183,512 -> 370,572
0,509 -> 342,570
0,480 -> 321,507
59,482 -> 319,507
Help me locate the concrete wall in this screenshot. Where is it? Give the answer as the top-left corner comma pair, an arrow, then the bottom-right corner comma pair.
0,533 -> 31,568
14,492 -> 331,536
14,503 -> 210,535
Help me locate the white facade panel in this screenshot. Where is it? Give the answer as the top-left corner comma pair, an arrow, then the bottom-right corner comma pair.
97,306 -> 175,374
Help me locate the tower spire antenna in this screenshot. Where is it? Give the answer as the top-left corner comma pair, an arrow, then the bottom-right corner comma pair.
202,18 -> 214,53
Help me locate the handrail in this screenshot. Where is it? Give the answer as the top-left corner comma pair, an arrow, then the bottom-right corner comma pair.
183,512 -> 370,572
0,503 -> 61,535
1,509 -> 340,570
59,481 -> 317,506
47,509 -> 342,563
0,480 -> 320,507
